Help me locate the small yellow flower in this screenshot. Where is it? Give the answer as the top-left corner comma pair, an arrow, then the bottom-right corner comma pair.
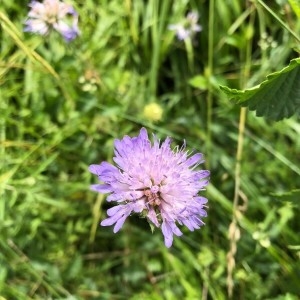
143,103 -> 163,122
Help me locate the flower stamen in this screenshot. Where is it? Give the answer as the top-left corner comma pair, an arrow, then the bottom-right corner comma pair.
144,189 -> 161,206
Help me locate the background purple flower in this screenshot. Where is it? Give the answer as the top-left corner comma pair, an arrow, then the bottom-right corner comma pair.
169,11 -> 202,40
89,128 -> 210,248
24,0 -> 79,42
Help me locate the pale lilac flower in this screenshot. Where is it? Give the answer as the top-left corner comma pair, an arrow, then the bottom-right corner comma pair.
24,0 -> 79,42
168,11 -> 202,41
89,128 -> 210,248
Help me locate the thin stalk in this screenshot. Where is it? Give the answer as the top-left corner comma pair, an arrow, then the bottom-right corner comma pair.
233,12 -> 254,210
233,107 -> 247,210
0,85 -> 5,221
227,4 -> 255,298
206,0 -> 215,169
148,0 -> 171,97
256,4 -> 267,63
256,0 -> 300,43
184,37 -> 194,72
89,194 -> 104,244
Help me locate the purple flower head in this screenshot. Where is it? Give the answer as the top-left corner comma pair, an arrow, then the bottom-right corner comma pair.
24,0 -> 79,42
89,128 -> 210,248
168,11 -> 202,41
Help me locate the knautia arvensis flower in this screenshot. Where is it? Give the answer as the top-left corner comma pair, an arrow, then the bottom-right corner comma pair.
24,0 -> 79,42
89,128 -> 210,247
168,11 -> 202,41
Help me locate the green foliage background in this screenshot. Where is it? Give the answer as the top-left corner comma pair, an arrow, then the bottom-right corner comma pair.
0,0 -> 299,299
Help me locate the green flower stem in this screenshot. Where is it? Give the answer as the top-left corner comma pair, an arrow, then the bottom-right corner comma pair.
0,86 -> 5,221
149,0 -> 171,97
184,37 -> 194,73
256,0 -> 300,43
206,0 -> 215,169
228,4 -> 256,298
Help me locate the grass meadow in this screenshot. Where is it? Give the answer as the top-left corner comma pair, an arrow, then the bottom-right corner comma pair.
1,0 -> 300,299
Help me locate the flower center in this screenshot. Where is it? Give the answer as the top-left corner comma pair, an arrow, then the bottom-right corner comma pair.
144,189 -> 161,206
46,15 -> 58,24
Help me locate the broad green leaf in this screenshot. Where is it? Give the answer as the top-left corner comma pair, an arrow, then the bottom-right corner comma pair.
220,58 -> 300,121
188,75 -> 208,90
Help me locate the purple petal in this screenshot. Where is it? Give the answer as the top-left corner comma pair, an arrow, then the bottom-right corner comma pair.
139,127 -> 148,140
107,206 -> 123,216
181,219 -> 196,231
88,164 -> 102,175
101,204 -> 133,231
101,216 -> 118,227
194,170 -> 210,180
89,162 -> 117,175
185,153 -> 203,167
113,215 -> 128,233
90,184 -> 112,193
147,208 -> 160,227
171,222 -> 183,237
195,196 -> 208,205
162,221 -> 174,248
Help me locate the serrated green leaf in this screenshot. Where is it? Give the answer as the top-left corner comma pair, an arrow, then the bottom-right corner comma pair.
220,58 -> 300,121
